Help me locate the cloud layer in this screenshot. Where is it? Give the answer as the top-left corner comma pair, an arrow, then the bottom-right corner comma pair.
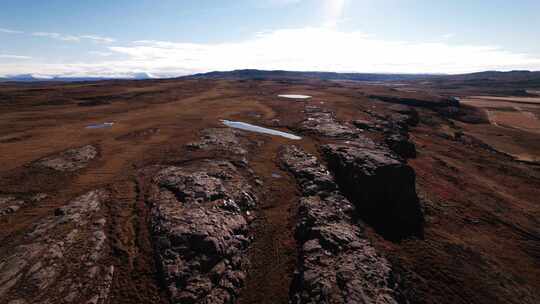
0,27 -> 23,34
32,32 -> 115,43
1,27 -> 540,77
0,54 -> 31,60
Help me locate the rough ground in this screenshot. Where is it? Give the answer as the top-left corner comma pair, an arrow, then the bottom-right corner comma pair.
0,77 -> 539,304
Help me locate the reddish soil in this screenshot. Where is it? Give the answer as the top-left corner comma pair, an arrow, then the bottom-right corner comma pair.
0,78 -> 539,303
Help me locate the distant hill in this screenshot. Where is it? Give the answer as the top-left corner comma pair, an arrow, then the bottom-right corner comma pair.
2,69 -> 539,86
419,70 -> 540,92
0,72 -> 156,82
184,69 -> 438,82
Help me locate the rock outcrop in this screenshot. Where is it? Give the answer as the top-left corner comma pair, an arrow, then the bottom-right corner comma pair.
299,106 -> 357,138
321,142 -> 423,240
362,106 -> 418,159
148,160 -> 257,304
0,190 -> 114,304
280,145 -> 401,304
385,133 -> 417,159
186,128 -> 248,157
0,193 -> 47,218
388,104 -> 419,127
35,145 -> 98,172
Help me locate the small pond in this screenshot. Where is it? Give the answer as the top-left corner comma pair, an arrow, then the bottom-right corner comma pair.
278,94 -> 312,99
86,122 -> 114,129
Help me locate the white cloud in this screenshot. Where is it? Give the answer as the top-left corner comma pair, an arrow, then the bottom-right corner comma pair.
108,27 -> 540,74
33,32 -> 81,41
2,27 -> 540,77
0,28 -> 23,34
32,32 -> 115,43
80,35 -> 116,43
0,54 -> 32,60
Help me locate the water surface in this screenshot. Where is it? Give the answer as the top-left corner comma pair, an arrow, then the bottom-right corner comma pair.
221,120 -> 301,140
86,122 -> 114,129
278,94 -> 312,99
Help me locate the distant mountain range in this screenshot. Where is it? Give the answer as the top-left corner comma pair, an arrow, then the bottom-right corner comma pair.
2,69 -> 540,85
0,72 -> 156,82
183,69 -> 439,82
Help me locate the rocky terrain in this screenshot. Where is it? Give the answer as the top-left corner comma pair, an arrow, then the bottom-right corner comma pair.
0,75 -> 539,303
281,145 -> 402,304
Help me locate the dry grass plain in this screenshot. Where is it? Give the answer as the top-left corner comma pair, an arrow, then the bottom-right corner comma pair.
0,78 -> 539,304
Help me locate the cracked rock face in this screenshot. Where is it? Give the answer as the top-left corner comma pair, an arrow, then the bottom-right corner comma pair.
0,190 -> 114,304
35,145 -> 98,172
321,143 -> 423,240
149,160 -> 257,304
280,145 -> 401,304
300,106 -> 358,138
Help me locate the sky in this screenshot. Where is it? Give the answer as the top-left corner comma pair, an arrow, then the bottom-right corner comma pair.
1,0 -> 540,78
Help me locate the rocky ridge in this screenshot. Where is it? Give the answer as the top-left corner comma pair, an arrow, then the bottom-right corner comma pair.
299,106 -> 358,138
148,160 -> 258,304
281,145 -> 401,304
35,145 -> 98,172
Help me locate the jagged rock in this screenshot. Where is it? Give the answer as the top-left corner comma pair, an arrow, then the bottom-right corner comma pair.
280,145 -> 401,304
385,133 -> 417,159
300,106 -> 357,138
187,128 -> 248,156
321,143 -> 424,240
0,190 -> 114,304
149,160 -> 257,304
35,145 -> 98,172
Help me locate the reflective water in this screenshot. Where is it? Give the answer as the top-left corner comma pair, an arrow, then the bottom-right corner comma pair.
86,122 -> 114,129
278,94 -> 312,99
221,120 -> 301,140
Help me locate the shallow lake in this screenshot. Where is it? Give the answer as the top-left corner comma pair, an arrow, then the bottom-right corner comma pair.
221,120 -> 301,140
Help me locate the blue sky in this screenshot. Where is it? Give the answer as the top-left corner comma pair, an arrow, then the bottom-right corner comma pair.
1,0 -> 539,77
